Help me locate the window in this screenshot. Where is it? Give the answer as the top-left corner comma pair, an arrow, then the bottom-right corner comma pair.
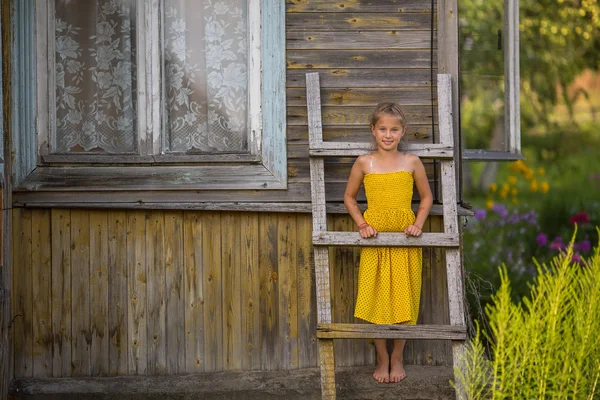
459,0 -> 521,161
11,0 -> 286,194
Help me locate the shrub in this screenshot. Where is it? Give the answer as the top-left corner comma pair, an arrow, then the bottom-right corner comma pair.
453,231 -> 600,399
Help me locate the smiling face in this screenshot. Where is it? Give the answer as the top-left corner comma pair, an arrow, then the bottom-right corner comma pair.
371,114 -> 406,151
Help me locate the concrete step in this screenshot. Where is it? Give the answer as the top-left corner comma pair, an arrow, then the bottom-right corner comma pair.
10,365 -> 455,400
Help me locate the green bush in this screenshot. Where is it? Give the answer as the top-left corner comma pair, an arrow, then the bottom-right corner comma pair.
453,231 -> 600,399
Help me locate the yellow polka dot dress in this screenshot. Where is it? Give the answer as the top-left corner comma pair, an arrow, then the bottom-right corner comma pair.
354,171 -> 422,325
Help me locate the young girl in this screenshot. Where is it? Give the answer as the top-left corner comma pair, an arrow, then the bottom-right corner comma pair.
343,103 -> 433,384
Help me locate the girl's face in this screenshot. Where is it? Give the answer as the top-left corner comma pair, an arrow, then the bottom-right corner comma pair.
371,114 -> 406,151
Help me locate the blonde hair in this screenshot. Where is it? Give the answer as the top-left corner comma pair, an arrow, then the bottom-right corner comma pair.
370,102 -> 407,128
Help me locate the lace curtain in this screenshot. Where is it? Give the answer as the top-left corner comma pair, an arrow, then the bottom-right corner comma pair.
55,0 -> 137,153
164,0 -> 248,153
53,0 -> 248,155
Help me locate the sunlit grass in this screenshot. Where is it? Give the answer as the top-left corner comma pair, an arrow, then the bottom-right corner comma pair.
453,230 -> 600,399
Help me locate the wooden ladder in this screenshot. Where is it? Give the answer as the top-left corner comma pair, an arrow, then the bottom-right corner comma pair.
306,72 -> 467,400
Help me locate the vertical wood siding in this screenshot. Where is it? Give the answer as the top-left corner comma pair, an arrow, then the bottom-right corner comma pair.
12,210 -> 450,378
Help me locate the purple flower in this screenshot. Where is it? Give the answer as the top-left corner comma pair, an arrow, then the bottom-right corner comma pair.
576,240 -> 591,253
473,209 -> 487,221
491,204 -> 509,218
572,252 -> 582,263
536,233 -> 548,246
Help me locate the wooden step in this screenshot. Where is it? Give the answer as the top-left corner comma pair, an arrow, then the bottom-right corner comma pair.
312,231 -> 460,247
317,323 -> 467,340
309,142 -> 454,159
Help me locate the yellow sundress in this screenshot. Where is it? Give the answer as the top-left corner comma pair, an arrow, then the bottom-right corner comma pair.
354,171 -> 422,325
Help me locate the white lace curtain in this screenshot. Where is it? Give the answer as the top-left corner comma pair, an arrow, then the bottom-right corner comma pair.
54,0 -> 248,155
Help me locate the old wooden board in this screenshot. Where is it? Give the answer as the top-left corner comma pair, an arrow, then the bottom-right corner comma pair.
183,212 -> 204,373
51,209 -> 71,377
317,323 -> 466,340
70,210 -> 91,376
287,50 -> 436,69
31,209 -> 51,378
89,211 -> 109,376
313,231 -> 459,247
107,211 -> 128,375
164,211 -> 185,374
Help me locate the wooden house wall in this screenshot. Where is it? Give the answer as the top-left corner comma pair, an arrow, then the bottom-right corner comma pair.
11,209 -> 450,378
286,0 -> 439,203
8,0 -> 454,381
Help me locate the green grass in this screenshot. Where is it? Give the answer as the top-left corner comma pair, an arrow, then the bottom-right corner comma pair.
453,234 -> 600,399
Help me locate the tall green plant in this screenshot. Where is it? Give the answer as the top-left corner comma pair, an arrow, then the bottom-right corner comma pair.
453,231 -> 600,399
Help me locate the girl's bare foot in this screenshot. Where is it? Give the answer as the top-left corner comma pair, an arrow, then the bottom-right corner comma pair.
389,356 -> 406,383
373,355 -> 390,383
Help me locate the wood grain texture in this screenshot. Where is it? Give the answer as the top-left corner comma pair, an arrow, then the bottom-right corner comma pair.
288,70 -> 433,88
51,209 -> 71,377
13,208 -> 32,378
277,214 -> 299,370
288,106 -> 435,127
317,323 -> 466,340
222,213 -> 242,371
164,211 -> 185,374
127,212 -> 147,375
107,211 -> 128,375
287,87 -> 434,106
313,231 -> 459,247
296,214 -> 317,368
286,0 -> 436,13
259,213 -> 279,370
70,210 -> 91,377
31,209 -> 51,378
89,211 -> 109,376
203,212 -> 223,372
240,213 -> 261,370
146,212 -> 166,375
287,49 -> 436,69
183,212 -> 204,373
287,13 -> 434,31
287,31 -> 436,50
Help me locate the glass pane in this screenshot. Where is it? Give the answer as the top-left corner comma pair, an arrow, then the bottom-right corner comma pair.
163,0 -> 248,153
459,0 -> 505,150
54,0 -> 137,154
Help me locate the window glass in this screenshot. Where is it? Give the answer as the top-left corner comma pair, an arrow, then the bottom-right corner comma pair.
459,0 -> 506,151
163,0 -> 248,153
54,0 -> 137,153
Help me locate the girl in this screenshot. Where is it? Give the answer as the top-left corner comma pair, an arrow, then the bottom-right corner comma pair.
343,103 -> 433,384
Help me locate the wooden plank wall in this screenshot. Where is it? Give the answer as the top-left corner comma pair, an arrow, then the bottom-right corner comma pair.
11,210 -> 450,378
286,0 -> 439,203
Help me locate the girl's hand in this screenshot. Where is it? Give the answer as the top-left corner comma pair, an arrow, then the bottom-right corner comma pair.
358,223 -> 378,238
404,224 -> 422,237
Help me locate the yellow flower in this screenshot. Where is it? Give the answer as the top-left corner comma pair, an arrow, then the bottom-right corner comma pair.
523,168 -> 535,180
512,197 -> 518,204
502,184 -> 510,192
530,180 -> 538,192
507,176 -> 517,185
500,190 -> 508,199
537,167 -> 545,176
509,161 -> 520,173
511,188 -> 518,196
540,181 -> 549,193
486,199 -> 494,210
489,183 -> 498,192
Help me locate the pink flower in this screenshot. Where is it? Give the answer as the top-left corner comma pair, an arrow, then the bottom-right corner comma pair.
569,212 -> 589,225
572,252 -> 582,264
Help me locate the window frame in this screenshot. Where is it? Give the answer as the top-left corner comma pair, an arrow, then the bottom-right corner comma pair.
12,0 -> 287,192
461,0 -> 522,161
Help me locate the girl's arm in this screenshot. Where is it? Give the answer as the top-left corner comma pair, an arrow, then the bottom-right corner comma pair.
405,155 -> 433,237
344,156 -> 377,238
